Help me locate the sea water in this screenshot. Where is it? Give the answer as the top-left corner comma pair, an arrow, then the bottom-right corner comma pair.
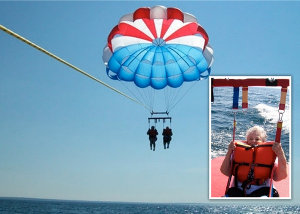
211,86 -> 290,161
0,198 -> 299,214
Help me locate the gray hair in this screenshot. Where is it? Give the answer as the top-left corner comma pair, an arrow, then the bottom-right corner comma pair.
246,126 -> 267,142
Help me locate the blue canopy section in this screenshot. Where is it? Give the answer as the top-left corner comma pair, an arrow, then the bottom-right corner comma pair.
106,43 -> 210,90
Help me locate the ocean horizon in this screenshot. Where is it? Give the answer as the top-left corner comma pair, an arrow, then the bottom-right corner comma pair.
0,197 -> 299,214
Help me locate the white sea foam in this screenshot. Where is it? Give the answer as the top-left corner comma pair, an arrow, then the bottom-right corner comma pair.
254,103 -> 290,133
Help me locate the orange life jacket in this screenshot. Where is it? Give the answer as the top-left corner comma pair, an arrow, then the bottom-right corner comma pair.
232,141 -> 276,187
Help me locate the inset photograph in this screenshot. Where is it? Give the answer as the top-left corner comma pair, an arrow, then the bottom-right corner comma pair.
209,76 -> 291,199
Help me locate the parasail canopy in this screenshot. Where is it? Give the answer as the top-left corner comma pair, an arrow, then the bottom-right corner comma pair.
103,5 -> 213,90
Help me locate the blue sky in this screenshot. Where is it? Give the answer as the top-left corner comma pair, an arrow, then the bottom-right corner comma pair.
0,1 -> 299,204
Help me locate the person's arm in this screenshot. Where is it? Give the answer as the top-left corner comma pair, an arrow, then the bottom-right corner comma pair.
220,141 -> 235,176
272,142 -> 288,181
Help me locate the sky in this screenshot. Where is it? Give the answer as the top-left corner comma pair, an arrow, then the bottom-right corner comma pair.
0,1 -> 299,204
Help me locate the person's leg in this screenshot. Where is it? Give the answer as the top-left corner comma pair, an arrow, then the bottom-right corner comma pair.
150,139 -> 154,150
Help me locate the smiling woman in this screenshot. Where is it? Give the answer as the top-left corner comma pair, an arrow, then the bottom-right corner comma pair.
210,77 -> 291,198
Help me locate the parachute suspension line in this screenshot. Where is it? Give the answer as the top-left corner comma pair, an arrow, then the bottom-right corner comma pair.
148,86 -> 155,112
119,80 -> 143,104
124,45 -> 157,112
168,81 -> 197,112
162,116 -> 172,129
118,46 -> 156,112
138,86 -> 150,112
138,87 -> 149,110
127,82 -> 147,106
118,81 -> 154,113
169,83 -> 184,110
164,86 -> 172,112
140,86 -> 154,112
163,46 -> 198,112
143,87 -> 155,113
165,86 -> 181,113
149,88 -> 156,112
0,24 -> 151,111
159,48 -> 171,112
140,85 -> 154,112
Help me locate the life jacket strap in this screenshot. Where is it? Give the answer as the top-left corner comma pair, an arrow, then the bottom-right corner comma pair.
233,161 -> 273,169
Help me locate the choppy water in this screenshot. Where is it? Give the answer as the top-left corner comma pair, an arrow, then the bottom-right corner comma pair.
0,198 -> 299,214
211,87 -> 290,160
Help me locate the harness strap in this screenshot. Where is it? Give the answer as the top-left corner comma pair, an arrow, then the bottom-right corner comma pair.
242,87 -> 248,109
275,87 -> 287,143
279,87 -> 288,111
232,164 -> 268,194
275,121 -> 283,144
233,87 -> 239,109
233,161 -> 273,168
245,147 -> 257,192
241,179 -> 267,195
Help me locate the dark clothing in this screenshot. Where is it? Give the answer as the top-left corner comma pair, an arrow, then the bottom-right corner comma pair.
147,128 -> 158,138
162,128 -> 173,149
226,187 -> 279,197
147,128 -> 158,151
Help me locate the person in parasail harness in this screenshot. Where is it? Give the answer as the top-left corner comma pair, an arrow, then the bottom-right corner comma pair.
220,126 -> 288,197
162,126 -> 173,149
147,126 -> 158,151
